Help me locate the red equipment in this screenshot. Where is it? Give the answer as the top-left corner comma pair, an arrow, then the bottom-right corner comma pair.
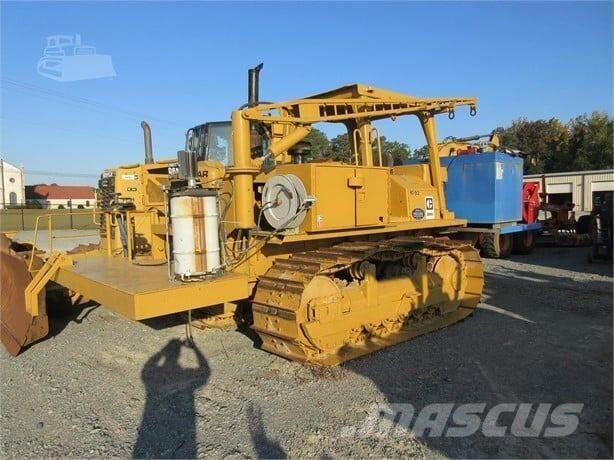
522,181 -> 540,224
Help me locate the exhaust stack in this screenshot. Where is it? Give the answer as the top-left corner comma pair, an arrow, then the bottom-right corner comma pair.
248,63 -> 264,107
141,121 -> 154,164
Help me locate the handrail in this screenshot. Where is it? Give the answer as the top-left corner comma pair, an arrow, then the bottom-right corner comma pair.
352,129 -> 362,166
27,209 -> 157,271
29,210 -> 104,270
371,127 -> 383,167
92,206 -> 102,226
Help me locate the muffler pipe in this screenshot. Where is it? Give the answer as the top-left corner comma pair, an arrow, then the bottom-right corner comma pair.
248,63 -> 264,107
141,121 -> 154,164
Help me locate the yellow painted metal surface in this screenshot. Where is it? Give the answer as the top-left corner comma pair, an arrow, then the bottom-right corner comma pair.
252,237 -> 484,365
309,165 -> 356,231
355,167 -> 389,226
4,79 -> 486,365
53,255 -> 249,320
25,253 -> 64,317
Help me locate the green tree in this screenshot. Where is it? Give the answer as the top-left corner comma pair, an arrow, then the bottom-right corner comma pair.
304,127 -> 330,158
380,137 -> 411,165
566,112 -> 613,171
409,145 -> 429,162
497,114 -> 613,173
323,133 -> 411,165
496,118 -> 569,174
329,133 -> 352,162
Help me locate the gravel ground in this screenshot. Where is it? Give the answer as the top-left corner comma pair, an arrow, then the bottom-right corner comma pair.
1,245 -> 612,458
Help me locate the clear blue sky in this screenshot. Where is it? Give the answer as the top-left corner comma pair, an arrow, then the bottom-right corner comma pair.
1,1 -> 612,185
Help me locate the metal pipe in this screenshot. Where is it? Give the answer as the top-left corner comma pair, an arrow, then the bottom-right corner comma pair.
352,129 -> 361,166
371,127 -> 383,167
248,63 -> 264,107
141,121 -> 154,164
359,123 -> 374,167
449,133 -> 490,143
267,126 -> 312,159
29,215 -> 43,270
117,214 -> 128,256
126,211 -> 133,260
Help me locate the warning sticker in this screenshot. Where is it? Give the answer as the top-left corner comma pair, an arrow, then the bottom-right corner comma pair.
425,196 -> 435,219
495,162 -> 504,180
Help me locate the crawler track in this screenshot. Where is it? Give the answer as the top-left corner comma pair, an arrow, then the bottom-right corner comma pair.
252,236 -> 484,365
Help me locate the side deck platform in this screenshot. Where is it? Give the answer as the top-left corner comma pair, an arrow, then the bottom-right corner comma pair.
54,256 -> 249,320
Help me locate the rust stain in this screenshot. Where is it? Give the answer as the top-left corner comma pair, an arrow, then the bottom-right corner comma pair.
191,198 -> 208,270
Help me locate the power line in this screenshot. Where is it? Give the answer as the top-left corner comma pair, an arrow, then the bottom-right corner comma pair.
0,116 -> 137,144
2,77 -> 184,128
4,83 -> 181,134
1,77 -> 186,130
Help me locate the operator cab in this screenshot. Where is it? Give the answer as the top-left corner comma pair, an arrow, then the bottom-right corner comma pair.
186,121 -> 233,166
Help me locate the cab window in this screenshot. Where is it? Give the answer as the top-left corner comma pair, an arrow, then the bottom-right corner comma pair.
206,123 -> 233,166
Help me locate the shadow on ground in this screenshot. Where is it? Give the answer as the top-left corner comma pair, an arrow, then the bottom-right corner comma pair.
515,244 -> 612,276
133,339 -> 210,458
20,292 -> 100,355
246,402 -> 286,459
47,297 -> 100,338
344,257 -> 613,458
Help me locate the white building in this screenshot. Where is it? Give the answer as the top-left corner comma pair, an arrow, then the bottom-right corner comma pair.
0,158 -> 25,208
524,169 -> 614,214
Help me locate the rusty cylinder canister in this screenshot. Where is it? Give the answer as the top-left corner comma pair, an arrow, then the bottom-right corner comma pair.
170,189 -> 220,277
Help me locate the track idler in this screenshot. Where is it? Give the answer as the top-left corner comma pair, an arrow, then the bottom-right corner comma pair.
0,234 -> 49,356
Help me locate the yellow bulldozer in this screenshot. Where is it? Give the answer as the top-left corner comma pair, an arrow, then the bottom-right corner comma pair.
1,65 -> 484,365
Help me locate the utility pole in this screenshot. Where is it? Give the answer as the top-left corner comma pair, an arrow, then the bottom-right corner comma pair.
19,164 -> 25,207
0,158 -> 5,209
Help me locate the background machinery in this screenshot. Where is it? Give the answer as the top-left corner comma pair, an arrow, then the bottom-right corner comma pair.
536,174 -> 594,247
409,133 -> 543,258
434,134 -> 597,254
1,65 -> 484,365
588,191 -> 613,262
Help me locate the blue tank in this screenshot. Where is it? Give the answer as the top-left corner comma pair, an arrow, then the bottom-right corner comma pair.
440,152 -> 523,224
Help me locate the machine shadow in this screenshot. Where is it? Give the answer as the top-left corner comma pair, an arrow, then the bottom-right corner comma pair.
343,267 -> 613,458
20,286 -> 99,348
47,299 -> 100,337
485,264 -> 612,298
133,338 -> 210,459
19,297 -> 100,355
512,245 -> 613,277
246,402 -> 287,459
